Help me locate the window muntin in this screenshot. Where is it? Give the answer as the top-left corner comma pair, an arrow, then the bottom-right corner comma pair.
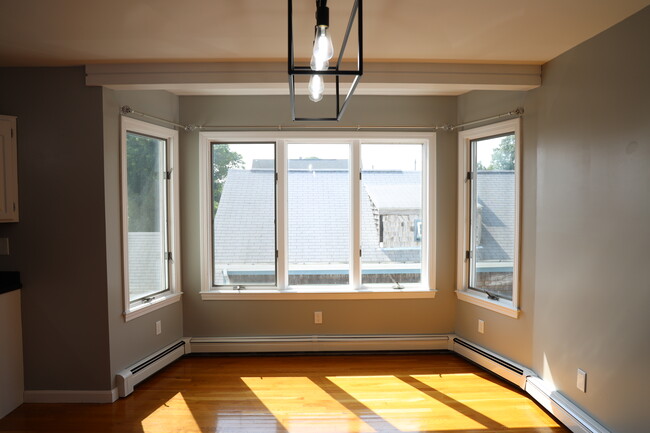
125,131 -> 169,303
361,144 -> 423,286
469,134 -> 516,300
287,143 -> 350,286
212,143 -> 277,286
121,116 -> 181,319
457,119 -> 520,316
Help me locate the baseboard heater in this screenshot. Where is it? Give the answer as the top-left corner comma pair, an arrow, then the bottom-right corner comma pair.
453,337 -> 529,388
453,338 -> 609,433
191,334 -> 453,353
116,338 -> 191,398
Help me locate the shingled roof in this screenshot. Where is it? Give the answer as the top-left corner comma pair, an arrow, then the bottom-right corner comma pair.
475,170 -> 515,263
210,163 -> 514,284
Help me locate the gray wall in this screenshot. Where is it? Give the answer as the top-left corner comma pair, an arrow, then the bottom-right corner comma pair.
0,67 -> 112,390
455,90 -> 535,367
457,7 -> 650,433
179,95 -> 459,337
531,8 -> 650,433
102,89 -> 184,386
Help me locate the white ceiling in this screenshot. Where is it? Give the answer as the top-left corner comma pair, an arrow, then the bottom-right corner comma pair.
1,0 -> 648,95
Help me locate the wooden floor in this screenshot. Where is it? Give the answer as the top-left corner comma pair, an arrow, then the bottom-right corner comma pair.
0,353 -> 569,433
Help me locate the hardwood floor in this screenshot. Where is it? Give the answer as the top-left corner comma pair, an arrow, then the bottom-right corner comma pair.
0,353 -> 569,433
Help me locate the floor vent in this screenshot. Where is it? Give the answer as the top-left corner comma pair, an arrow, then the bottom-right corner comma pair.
116,338 -> 190,398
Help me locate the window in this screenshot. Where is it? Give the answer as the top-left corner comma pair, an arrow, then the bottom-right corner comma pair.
212,142 -> 276,286
457,119 -> 520,317
361,144 -> 423,286
199,132 -> 435,299
121,117 -> 181,320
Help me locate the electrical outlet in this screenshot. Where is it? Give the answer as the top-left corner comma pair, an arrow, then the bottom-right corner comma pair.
314,311 -> 323,324
577,369 -> 587,392
478,319 -> 485,334
155,320 -> 162,335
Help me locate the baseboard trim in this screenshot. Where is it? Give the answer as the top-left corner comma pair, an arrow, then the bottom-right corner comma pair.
24,389 -> 118,404
190,334 -> 454,353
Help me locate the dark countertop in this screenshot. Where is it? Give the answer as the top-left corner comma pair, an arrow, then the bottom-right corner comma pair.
0,271 -> 21,294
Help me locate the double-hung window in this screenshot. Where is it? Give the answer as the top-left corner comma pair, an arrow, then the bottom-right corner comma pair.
200,132 -> 435,299
121,117 -> 181,320
457,119 -> 521,317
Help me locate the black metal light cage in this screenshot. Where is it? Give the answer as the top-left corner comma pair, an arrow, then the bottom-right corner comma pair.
288,0 -> 363,121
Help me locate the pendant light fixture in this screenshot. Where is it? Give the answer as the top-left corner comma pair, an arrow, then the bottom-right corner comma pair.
288,0 -> 363,121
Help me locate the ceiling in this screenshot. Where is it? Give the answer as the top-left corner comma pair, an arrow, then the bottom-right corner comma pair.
1,0 -> 648,95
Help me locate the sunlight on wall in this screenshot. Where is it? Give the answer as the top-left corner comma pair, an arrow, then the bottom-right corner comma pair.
141,392 -> 201,433
242,376 -> 375,433
543,352 -> 558,391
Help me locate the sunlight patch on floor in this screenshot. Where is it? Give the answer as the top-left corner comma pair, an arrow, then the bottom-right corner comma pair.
243,376 -> 375,433
328,375 -> 486,432
412,373 -> 563,429
141,392 -> 201,433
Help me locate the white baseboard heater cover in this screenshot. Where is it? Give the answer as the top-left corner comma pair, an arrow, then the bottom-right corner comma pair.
452,337 -> 531,388
190,334 -> 453,353
453,337 -> 610,433
116,338 -> 190,398
526,376 -> 610,433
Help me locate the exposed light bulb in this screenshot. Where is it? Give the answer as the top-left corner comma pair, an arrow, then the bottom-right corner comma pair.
310,55 -> 329,71
308,75 -> 324,102
312,25 -> 334,65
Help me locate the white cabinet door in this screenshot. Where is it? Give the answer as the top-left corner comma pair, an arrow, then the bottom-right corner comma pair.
0,115 -> 19,223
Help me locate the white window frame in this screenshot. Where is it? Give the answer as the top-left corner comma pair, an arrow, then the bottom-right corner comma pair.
199,131 -> 436,300
120,117 -> 182,321
456,119 -> 521,318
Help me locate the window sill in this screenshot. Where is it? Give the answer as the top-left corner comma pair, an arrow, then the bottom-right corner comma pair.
200,288 -> 437,301
124,292 -> 182,322
456,290 -> 519,318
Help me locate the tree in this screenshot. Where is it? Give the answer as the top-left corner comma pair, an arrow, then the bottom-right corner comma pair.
488,135 -> 515,170
212,144 -> 244,216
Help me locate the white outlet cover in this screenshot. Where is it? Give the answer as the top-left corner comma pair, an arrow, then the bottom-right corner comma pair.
577,368 -> 587,392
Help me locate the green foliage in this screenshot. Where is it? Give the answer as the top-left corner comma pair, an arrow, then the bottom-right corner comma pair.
212,145 -> 244,216
488,135 -> 515,170
126,133 -> 163,232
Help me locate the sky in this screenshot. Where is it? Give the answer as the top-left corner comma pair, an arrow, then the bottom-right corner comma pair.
221,142 -> 423,171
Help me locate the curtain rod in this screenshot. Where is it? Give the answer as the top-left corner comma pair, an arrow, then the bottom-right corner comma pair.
120,105 -> 523,132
